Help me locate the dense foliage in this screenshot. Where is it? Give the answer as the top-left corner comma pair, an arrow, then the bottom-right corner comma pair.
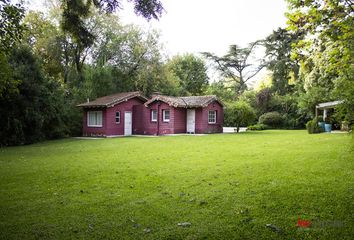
167,54 -> 209,95
258,111 -> 283,128
306,119 -> 324,134
224,101 -> 256,132
0,45 -> 69,145
247,123 -> 269,131
286,0 -> 354,122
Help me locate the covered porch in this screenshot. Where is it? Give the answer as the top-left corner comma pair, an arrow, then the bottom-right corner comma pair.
315,100 -> 343,121
315,100 -> 349,132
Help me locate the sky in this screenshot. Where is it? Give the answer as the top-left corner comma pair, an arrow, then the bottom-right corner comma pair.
118,0 -> 289,85
119,0 -> 288,56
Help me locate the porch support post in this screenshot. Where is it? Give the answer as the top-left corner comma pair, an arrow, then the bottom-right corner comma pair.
323,108 -> 327,121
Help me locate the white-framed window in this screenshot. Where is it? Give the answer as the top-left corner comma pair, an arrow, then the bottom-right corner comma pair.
87,111 -> 103,127
208,110 -> 216,124
163,109 -> 170,122
115,111 -> 120,124
151,110 -> 157,122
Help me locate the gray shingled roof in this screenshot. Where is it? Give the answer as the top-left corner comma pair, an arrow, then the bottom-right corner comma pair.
77,91 -> 148,108
145,95 -> 223,108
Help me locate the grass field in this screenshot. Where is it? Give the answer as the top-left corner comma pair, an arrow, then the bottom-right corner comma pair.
0,130 -> 353,239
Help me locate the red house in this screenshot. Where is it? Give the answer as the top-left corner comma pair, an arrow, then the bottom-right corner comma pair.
77,92 -> 148,137
77,92 -> 224,136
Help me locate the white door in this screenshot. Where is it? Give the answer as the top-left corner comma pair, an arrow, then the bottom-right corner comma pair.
186,109 -> 195,133
124,111 -> 132,136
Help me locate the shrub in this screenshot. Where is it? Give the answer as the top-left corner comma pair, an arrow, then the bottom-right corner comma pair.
258,111 -> 283,128
306,119 -> 324,134
247,124 -> 269,131
341,121 -> 350,131
224,101 -> 256,132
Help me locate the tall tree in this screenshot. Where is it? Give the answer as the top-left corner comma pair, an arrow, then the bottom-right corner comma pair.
264,28 -> 300,95
286,0 -> 354,121
23,11 -> 66,81
0,0 -> 25,53
202,42 -> 264,95
0,0 -> 26,98
60,0 -> 163,49
91,20 -> 171,96
167,54 -> 209,95
0,45 -> 68,146
206,80 -> 237,102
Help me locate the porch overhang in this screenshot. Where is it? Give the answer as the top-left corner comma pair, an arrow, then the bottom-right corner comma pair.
316,100 -> 343,110
315,100 -> 343,121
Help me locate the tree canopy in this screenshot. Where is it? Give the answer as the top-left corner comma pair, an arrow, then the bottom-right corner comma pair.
60,0 -> 163,48
202,42 -> 265,95
167,54 -> 209,96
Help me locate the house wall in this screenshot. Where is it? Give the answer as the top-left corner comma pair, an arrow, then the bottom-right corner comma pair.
195,101 -> 223,134
105,97 -> 145,135
132,105 -> 145,135
137,102 -> 188,135
174,107 -> 187,133
142,102 -> 174,135
158,102 -> 175,135
83,97 -> 145,136
133,103 -> 157,135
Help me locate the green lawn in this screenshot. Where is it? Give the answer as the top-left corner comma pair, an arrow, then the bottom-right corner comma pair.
0,130 -> 353,239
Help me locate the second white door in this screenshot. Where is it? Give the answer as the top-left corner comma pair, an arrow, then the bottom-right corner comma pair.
186,109 -> 195,133
124,111 -> 132,136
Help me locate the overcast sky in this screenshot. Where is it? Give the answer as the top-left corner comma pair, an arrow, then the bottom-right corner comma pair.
119,0 -> 288,56
118,0 -> 289,85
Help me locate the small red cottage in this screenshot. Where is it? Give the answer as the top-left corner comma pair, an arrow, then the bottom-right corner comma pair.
77,92 -> 148,137
77,92 -> 224,136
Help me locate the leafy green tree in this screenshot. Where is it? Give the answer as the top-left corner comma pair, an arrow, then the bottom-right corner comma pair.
0,45 -> 68,145
23,9 -> 90,85
90,19 -> 173,97
286,0 -> 354,121
286,0 -> 353,40
202,42 -> 264,95
0,0 -> 25,53
205,80 -> 237,102
167,54 -> 209,95
224,101 -> 256,132
0,52 -> 20,99
60,0 -> 163,49
23,11 -> 65,81
0,0 -> 26,98
258,111 -> 283,128
264,28 -> 300,95
255,87 -> 273,115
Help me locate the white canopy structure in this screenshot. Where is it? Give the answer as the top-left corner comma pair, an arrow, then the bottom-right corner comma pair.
316,100 -> 344,121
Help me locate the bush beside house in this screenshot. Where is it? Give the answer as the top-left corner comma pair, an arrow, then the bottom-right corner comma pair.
258,111 -> 283,128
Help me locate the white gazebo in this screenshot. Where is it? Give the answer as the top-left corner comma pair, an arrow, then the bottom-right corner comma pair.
315,100 -> 344,121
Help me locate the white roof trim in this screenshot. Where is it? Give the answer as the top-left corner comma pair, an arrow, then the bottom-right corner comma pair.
316,100 -> 343,109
